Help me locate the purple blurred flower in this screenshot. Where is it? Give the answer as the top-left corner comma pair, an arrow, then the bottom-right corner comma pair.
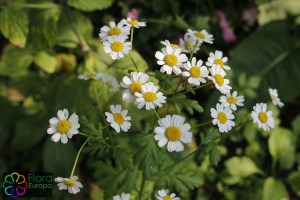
242,6 -> 259,26
127,8 -> 139,20
216,11 -> 237,43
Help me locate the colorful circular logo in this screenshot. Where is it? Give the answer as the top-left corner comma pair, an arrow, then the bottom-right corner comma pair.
2,172 -> 28,198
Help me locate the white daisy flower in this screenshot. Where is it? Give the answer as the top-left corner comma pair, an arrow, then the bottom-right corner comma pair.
210,103 -> 235,133
121,18 -> 146,28
209,66 -> 232,94
187,29 -> 214,44
251,103 -> 274,132
179,33 -> 200,54
78,72 -> 103,80
206,50 -> 230,70
155,46 -> 188,75
99,21 -> 130,41
135,84 -> 166,110
120,72 -> 154,103
156,189 -> 180,200
55,175 -> 83,194
103,35 -> 131,60
154,115 -> 192,152
182,57 -> 209,85
113,193 -> 130,200
268,88 -> 284,107
105,105 -> 131,133
160,40 -> 181,49
219,91 -> 244,111
47,109 -> 80,144
102,75 -> 120,92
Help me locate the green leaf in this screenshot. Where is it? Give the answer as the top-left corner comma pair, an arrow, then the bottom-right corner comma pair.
262,177 -> 288,200
68,0 -> 114,12
34,51 -> 58,73
292,115 -> 300,135
225,156 -> 261,178
110,51 -> 148,72
209,145 -> 221,166
287,172 -> 300,196
83,52 -> 107,72
200,128 -> 220,145
0,8 -> 28,47
230,21 -> 300,101
170,95 -> 204,115
268,127 -> 292,160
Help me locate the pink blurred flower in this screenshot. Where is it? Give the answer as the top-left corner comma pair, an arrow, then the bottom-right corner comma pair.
127,8 -> 139,20
216,11 -> 237,44
242,6 -> 259,26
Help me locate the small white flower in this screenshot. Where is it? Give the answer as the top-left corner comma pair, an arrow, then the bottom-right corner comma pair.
103,36 -> 131,60
120,72 -> 154,103
78,72 -> 103,80
156,189 -> 180,200
206,50 -> 230,70
47,109 -> 80,144
55,175 -> 83,194
121,18 -> 146,28
99,21 -> 130,41
219,91 -> 244,111
179,33 -> 200,54
155,46 -> 188,75
187,29 -> 214,44
102,75 -> 120,92
268,88 -> 284,107
113,193 -> 130,200
182,57 -> 209,85
135,84 -> 166,110
154,115 -> 192,152
209,66 -> 232,94
251,103 -> 274,132
105,105 -> 131,133
211,103 -> 235,133
160,40 -> 181,49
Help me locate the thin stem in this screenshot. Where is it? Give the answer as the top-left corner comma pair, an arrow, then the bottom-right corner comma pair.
153,109 -> 160,119
193,120 -> 211,128
178,82 -> 213,95
70,138 -> 89,178
189,40 -> 199,61
233,119 -> 252,130
130,27 -> 134,47
78,132 -> 112,148
128,53 -> 139,71
138,176 -> 146,200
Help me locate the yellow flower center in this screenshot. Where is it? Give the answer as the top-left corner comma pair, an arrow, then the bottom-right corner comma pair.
190,66 -> 201,78
214,58 -> 224,67
56,120 -> 71,134
113,113 -> 124,125
163,196 -> 173,200
165,126 -> 182,141
164,54 -> 178,67
111,42 -> 124,52
87,73 -> 96,78
171,44 -> 180,49
194,31 -> 205,39
214,74 -> 224,86
128,20 -> 139,26
143,92 -> 157,102
63,179 -> 75,187
227,96 -> 237,104
217,112 -> 227,124
129,82 -> 142,94
108,27 -> 121,36
258,112 -> 268,124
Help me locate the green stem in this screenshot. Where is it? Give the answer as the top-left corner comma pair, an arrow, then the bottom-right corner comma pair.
78,132 -> 112,148
70,138 -> 89,178
128,53 -> 139,71
189,40 -> 199,61
138,176 -> 146,200
130,27 -> 134,47
233,119 -> 252,130
153,109 -> 160,119
193,120 -> 211,128
178,81 -> 213,95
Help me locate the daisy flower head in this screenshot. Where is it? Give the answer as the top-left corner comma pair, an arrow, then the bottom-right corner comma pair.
135,84 -> 166,110
182,57 -> 209,86
47,109 -> 80,144
179,33 -> 200,54
219,91 -> 244,111
156,189 -> 180,200
211,103 -> 235,133
121,18 -> 146,28
155,46 -> 188,75
102,75 -> 120,92
113,193 -> 130,200
209,66 -> 232,94
103,35 -> 131,60
154,115 -> 192,152
78,72 -> 103,80
268,88 -> 284,107
251,103 -> 274,132
99,21 -> 130,41
206,50 -> 230,70
160,40 -> 181,49
105,105 -> 131,133
120,72 -> 154,103
187,29 -> 214,44
55,175 -> 83,194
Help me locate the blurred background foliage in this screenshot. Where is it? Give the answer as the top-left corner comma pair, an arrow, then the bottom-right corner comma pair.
0,0 -> 300,199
